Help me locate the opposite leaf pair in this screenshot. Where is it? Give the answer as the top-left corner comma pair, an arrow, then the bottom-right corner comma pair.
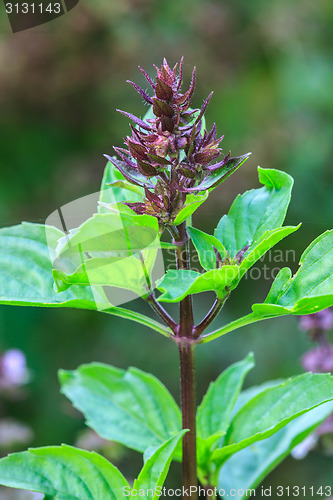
1,354 -> 331,499
1,161 -> 332,344
156,168 -> 298,303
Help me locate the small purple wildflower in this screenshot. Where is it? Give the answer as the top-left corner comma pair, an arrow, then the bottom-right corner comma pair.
297,308 -> 333,458
301,344 -> 333,373
0,349 -> 29,389
316,413 -> 333,437
299,308 -> 333,332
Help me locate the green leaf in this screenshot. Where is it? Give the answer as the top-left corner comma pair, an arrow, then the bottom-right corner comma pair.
202,379 -> 283,487
0,221 -> 170,337
156,266 -> 240,303
0,444 -> 129,499
59,363 -> 182,454
99,159 -> 142,209
186,223 -> 298,304
196,354 -> 255,480
188,227 -> 228,271
181,225 -> 299,310
263,267 -> 293,304
189,225 -> 299,277
55,212 -> 159,260
98,200 -> 139,216
211,373 -> 333,467
250,230 -> 333,317
53,255 -> 150,296
215,168 -> 294,257
141,105 -> 156,123
218,402 -> 333,498
197,353 -> 255,441
0,223 -> 102,310
201,230 -> 333,343
173,191 -> 208,225
132,431 -> 187,499
269,230 -> 333,312
200,312 -> 267,343
53,212 -> 161,296
107,179 -> 143,196
230,380 -> 286,419
239,225 -> 300,275
196,380 -> 284,486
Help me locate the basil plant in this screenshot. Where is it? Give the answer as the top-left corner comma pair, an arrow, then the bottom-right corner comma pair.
0,59 -> 332,500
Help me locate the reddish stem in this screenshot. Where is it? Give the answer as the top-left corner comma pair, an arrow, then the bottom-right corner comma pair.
174,222 -> 198,500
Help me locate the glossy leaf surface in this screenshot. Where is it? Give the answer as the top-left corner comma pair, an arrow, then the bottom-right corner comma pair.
239,225 -> 300,275
218,402 -> 333,498
215,168 -> 294,256
0,223 -> 100,310
156,267 -> 239,303
173,192 -> 208,225
188,225 -> 299,280
53,211 -> 161,297
0,221 -> 169,336
270,230 -> 333,312
196,354 -> 255,477
53,255 -> 149,296
0,445 -> 129,499
250,230 -> 333,317
133,432 -> 186,499
212,373 -> 333,466
187,227 -> 228,271
59,363 -> 182,454
197,353 -> 255,440
55,212 -> 159,259
201,230 -> 333,342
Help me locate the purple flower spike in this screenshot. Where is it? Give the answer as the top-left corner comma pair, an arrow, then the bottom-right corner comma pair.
106,58 -> 248,224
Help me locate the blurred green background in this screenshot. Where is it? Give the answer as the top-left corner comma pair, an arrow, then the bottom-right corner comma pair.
0,0 -> 332,496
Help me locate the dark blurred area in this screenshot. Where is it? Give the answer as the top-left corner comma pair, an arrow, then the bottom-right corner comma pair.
0,0 -> 332,496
